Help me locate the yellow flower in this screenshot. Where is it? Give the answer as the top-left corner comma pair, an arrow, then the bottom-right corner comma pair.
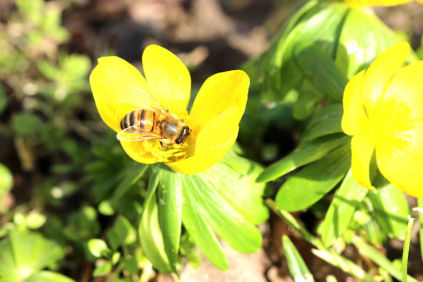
343,0 -> 423,6
90,45 -> 249,175
342,42 -> 423,198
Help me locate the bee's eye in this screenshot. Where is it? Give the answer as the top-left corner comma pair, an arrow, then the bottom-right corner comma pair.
165,122 -> 179,136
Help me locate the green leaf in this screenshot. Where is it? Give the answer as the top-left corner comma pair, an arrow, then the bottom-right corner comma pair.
16,0 -> 43,24
258,135 -> 348,182
0,228 -> 65,281
319,170 -> 368,247
93,261 -> 112,277
0,86 -> 7,114
123,257 -> 138,274
200,151 -> 269,225
292,79 -> 323,120
368,182 -> 410,240
294,46 -> 348,102
139,170 -> 173,273
107,215 -> 136,250
275,144 -> 350,211
112,163 -> 148,202
351,236 -> 418,282
11,112 -> 44,137
0,164 -> 13,200
27,271 -> 74,282
335,7 -> 403,78
282,236 -> 314,281
181,179 -> 228,270
63,206 -> 100,243
88,239 -> 110,258
185,175 -> 262,253
157,168 -> 182,269
303,104 -> 343,142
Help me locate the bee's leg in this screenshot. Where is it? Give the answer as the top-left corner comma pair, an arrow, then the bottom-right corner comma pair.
160,141 -> 164,147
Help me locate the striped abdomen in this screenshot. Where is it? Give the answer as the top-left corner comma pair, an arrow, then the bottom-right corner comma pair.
120,109 -> 156,133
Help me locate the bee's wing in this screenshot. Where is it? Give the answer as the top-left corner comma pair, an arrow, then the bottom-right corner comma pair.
115,87 -> 165,126
116,126 -> 162,143
131,87 -> 166,111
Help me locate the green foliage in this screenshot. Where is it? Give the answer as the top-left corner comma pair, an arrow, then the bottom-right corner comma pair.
282,236 -> 314,281
0,0 -> 422,280
0,228 -> 72,282
139,152 -> 269,272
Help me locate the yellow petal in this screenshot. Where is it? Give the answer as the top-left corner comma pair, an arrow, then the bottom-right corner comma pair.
142,45 -> 191,117
341,70 -> 368,136
345,0 -> 413,6
188,70 -> 249,133
383,61 -> 423,120
120,141 -> 162,164
376,145 -> 423,198
90,56 -> 150,132
351,135 -> 376,190
391,121 -> 423,162
167,106 -> 239,174
362,42 -> 410,113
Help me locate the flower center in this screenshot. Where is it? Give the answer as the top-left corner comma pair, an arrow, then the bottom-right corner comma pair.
368,98 -> 413,149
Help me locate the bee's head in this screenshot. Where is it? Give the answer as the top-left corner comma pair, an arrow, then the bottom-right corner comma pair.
175,126 -> 191,144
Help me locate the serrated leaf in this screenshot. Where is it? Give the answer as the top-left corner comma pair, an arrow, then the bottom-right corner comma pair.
258,135 -> 348,182
157,168 -> 182,269
319,170 -> 368,247
139,170 -> 173,273
303,104 -> 343,142
282,236 -> 314,281
275,144 -> 350,211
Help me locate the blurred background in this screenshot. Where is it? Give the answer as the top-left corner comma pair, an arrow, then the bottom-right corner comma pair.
1,0 -> 423,281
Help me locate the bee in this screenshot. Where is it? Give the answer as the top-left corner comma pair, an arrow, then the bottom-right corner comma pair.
116,87 -> 191,149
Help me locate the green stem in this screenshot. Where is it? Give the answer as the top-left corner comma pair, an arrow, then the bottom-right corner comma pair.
266,199 -> 375,281
351,236 -> 418,282
402,216 -> 414,282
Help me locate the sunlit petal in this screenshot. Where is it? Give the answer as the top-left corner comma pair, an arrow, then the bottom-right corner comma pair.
345,0 -> 414,6
341,70 -> 368,136
384,61 -> 423,120
351,135 -> 376,190
376,145 -> 423,198
142,45 -> 191,117
168,106 -> 239,174
362,42 -> 409,113
90,56 -> 150,132
188,70 -> 249,134
120,141 -> 162,164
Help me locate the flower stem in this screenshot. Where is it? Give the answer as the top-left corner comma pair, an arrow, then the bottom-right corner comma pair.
402,216 -> 414,282
266,199 -> 375,281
